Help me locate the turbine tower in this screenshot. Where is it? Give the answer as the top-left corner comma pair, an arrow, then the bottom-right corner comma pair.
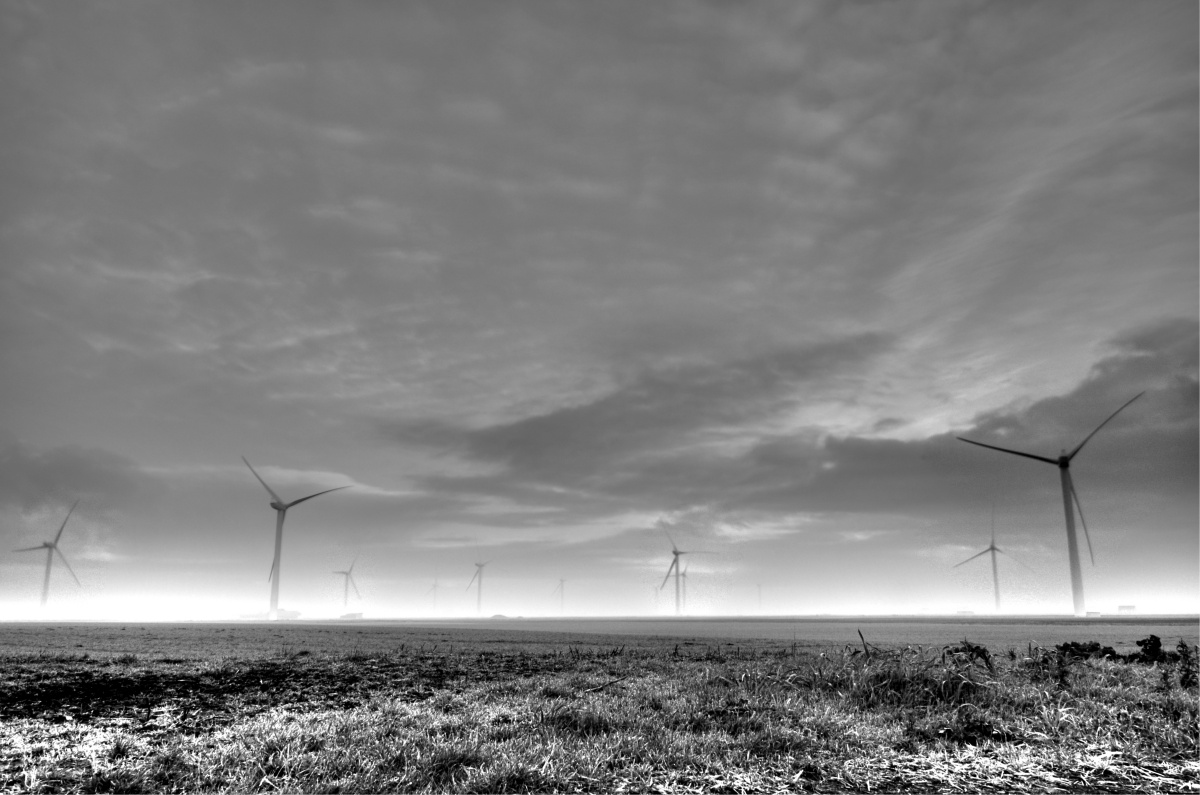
15,499 -> 81,606
551,578 -> 565,615
957,392 -> 1143,617
333,559 -> 361,608
243,456 -> 350,620
466,561 -> 488,616
659,532 -> 708,616
955,506 -> 1028,612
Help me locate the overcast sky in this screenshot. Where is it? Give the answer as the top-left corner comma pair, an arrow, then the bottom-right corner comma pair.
1,1 -> 1196,620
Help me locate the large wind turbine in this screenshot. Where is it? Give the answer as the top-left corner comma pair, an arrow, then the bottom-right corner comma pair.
333,559 -> 361,608
15,499 -> 81,606
957,392 -> 1143,617
242,456 -> 350,620
466,561 -> 488,616
955,507 -> 1028,612
659,532 -> 708,616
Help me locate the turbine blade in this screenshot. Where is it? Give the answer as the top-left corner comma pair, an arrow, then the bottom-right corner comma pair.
954,549 -> 990,568
283,485 -> 350,511
659,558 -> 677,590
268,556 -> 278,583
55,548 -> 81,586
1067,392 -> 1145,461
466,568 -> 480,591
1067,471 -> 1095,565
995,548 -> 1035,572
53,499 -> 80,544
956,437 -> 1057,465
664,530 -> 678,552
285,485 -> 351,509
14,546 -> 44,553
350,574 -> 361,599
243,457 -> 284,503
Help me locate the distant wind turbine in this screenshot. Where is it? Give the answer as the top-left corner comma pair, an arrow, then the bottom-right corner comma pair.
242,456 -> 351,620
957,392 -> 1143,617
955,506 -> 1029,612
551,578 -> 565,615
659,532 -> 709,616
426,573 -> 440,613
15,499 -> 81,606
333,559 -> 361,608
466,561 -> 489,616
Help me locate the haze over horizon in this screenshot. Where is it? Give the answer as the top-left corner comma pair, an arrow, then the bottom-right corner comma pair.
1,2 -> 1196,621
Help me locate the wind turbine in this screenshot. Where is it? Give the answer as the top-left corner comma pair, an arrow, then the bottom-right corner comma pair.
466,561 -> 488,616
242,456 -> 351,620
551,578 -> 565,615
957,392 -> 1143,617
426,573 -> 440,614
954,506 -> 1029,612
659,532 -> 708,616
15,500 -> 81,606
332,559 -> 361,609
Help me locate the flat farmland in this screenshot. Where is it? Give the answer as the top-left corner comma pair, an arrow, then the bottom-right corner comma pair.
0,615 -> 1195,660
3,617 -> 1197,792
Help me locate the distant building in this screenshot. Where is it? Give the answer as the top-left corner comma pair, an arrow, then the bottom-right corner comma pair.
1086,611 -> 1101,617
1118,605 -> 1136,614
339,612 -> 363,620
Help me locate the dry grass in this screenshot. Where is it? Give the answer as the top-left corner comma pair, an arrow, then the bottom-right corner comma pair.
2,638 -> 1197,792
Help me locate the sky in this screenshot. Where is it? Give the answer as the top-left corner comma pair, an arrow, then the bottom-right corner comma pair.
0,1 -> 1196,620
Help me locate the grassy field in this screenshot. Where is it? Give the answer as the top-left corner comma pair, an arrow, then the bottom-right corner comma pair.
2,616 -> 1196,660
2,632 -> 1197,792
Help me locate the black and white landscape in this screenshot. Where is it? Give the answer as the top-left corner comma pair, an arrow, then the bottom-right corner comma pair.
1,4 -> 1196,624
2,4 -> 1198,791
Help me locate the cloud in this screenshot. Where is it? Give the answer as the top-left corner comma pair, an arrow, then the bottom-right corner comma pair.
382,332 -> 890,502
0,433 -> 160,514
736,317 -> 1198,519
378,319 -> 1195,549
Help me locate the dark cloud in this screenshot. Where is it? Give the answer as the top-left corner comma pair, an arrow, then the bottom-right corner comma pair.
381,320 -> 1196,537
380,332 -> 889,502
0,433 -> 160,514
737,317 -> 1198,520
